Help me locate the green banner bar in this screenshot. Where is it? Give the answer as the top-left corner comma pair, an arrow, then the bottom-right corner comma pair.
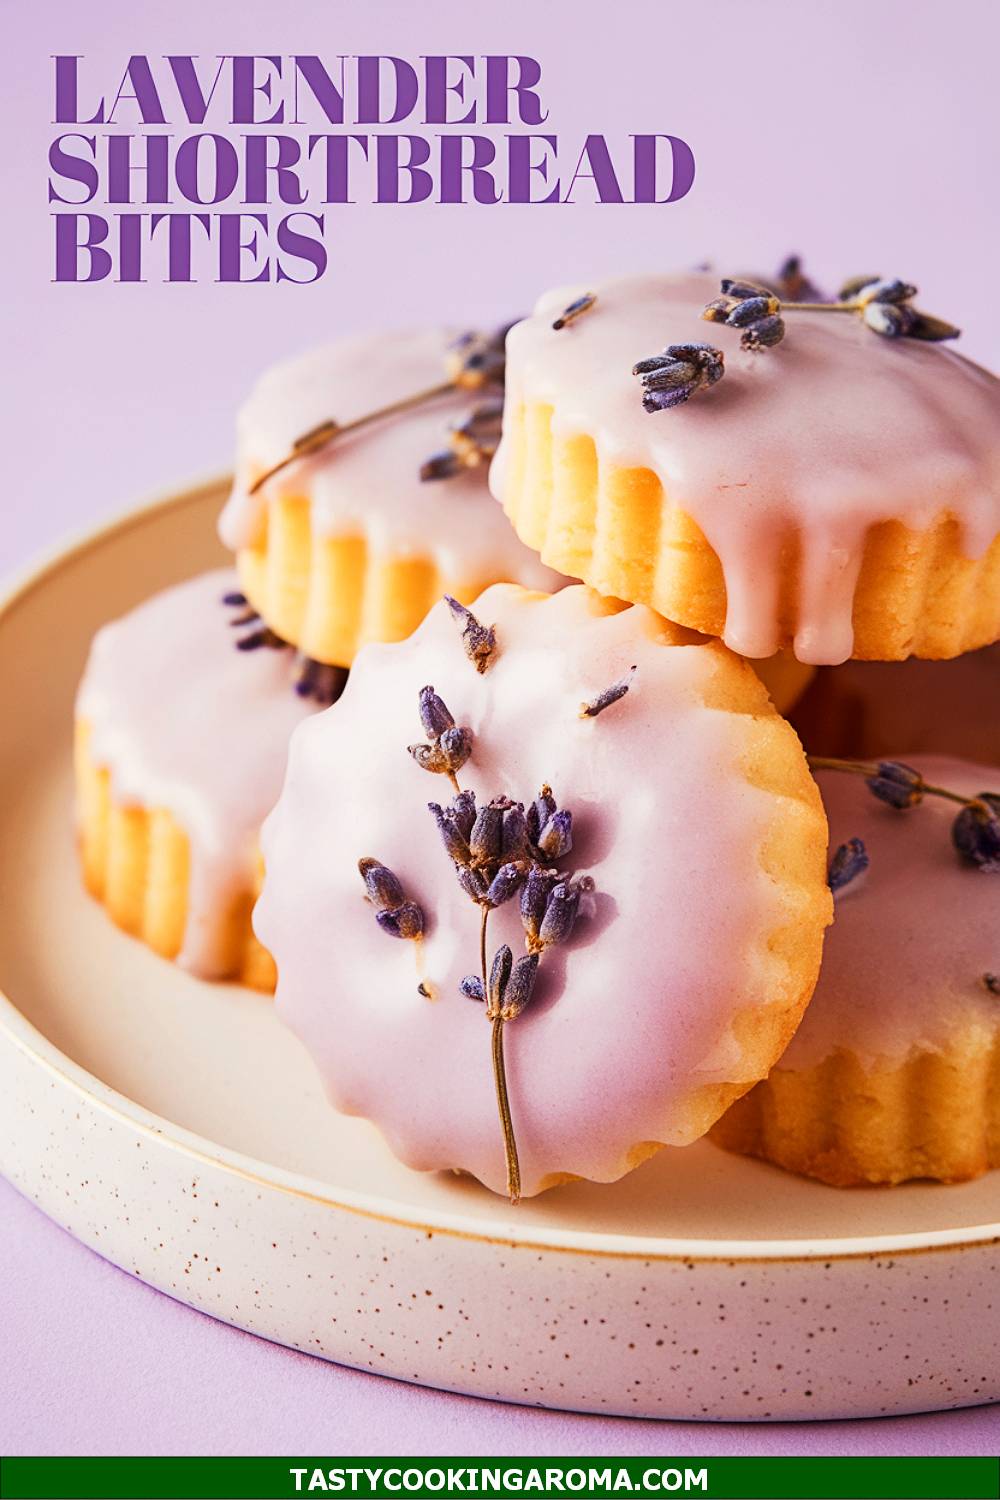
1,1456 -> 997,1500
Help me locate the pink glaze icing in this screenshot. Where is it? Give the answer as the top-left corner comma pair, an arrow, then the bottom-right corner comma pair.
784,757 -> 1000,1070
218,327 -> 562,594
258,583 -> 826,1197
76,569 -> 319,978
492,274 -> 1000,666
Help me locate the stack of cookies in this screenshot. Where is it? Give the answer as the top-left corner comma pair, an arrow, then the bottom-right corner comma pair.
74,267 -> 1000,1200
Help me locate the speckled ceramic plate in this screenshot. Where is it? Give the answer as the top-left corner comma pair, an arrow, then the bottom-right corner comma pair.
2,481 -> 1000,1422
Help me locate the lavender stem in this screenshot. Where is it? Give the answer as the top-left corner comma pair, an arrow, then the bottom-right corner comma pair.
480,904 -> 521,1205
807,756 -> 984,811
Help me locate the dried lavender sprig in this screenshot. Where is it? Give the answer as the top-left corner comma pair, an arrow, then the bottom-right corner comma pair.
809,757 -> 977,811
357,858 -> 425,940
461,974 -> 486,1002
703,283 -> 786,352
446,324 -> 513,391
488,944 -> 513,1018
295,657 -> 349,706
420,402 -> 503,483
248,387 -> 453,497
428,801 -> 473,865
828,838 -> 869,894
444,596 -> 497,674
809,757 -> 1000,874
536,808 -> 573,861
224,591 -> 289,653
703,274 -> 960,350
235,625 -> 286,652
552,292 -> 597,331
376,902 -> 425,939
250,323 -> 513,498
952,795 -> 1000,872
526,786 -> 556,844
580,665 -> 637,718
632,342 -> 725,413
409,687 -> 474,786
773,255 -> 826,303
484,861 -> 526,909
409,729 -> 474,779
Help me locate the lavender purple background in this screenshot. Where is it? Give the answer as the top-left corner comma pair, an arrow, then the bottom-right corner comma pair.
3,0 -> 1000,1458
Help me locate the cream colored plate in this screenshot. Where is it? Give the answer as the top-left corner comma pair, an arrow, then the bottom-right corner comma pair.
2,480 -> 999,1421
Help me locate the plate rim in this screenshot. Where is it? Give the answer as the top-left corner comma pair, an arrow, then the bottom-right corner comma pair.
5,479 -> 1000,1267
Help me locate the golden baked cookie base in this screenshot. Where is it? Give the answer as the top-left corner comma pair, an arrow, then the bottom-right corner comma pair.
535,628 -> 832,1189
500,401 -> 1000,662
711,1036 -> 1000,1185
236,494 -> 513,668
74,722 -> 275,993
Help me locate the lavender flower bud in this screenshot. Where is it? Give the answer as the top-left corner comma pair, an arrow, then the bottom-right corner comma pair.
457,866 -> 489,904
449,788 -> 477,840
428,802 -> 471,865
740,313 -> 786,351
632,342 -> 724,414
774,255 -> 825,302
838,274 -> 881,302
444,596 -> 498,674
446,324 -> 511,390
537,809 -> 573,861
862,301 -> 913,339
527,786 -> 557,843
906,310 -> 961,342
409,742 -> 449,774
701,296 -> 736,324
580,666 -> 636,718
420,450 -> 463,482
439,725 -> 474,773
358,858 -> 405,911
725,294 -> 780,327
502,953 -> 540,1020
375,901 -> 424,940
488,944 -> 513,1016
418,685 -> 454,740
551,292 -> 596,331
865,761 -> 924,810
827,838 -> 869,894
521,866 -> 557,945
858,278 -> 917,306
538,881 -> 580,949
720,278 -> 771,299
500,804 -> 529,861
460,975 -> 485,1003
485,862 -> 525,909
952,795 -> 1000,872
470,802 -> 504,865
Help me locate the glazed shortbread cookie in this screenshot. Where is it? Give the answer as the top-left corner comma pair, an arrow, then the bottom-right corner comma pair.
494,274 -> 1000,665
257,584 -> 832,1198
713,756 -> 1000,1184
76,569 -> 322,990
219,329 -> 563,666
